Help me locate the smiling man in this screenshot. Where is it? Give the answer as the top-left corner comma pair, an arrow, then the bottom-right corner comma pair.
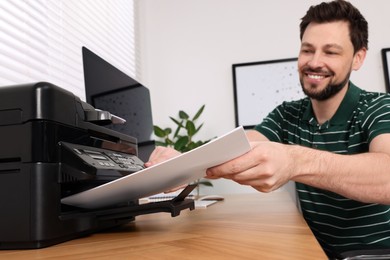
146,0 -> 390,258
205,0 -> 390,258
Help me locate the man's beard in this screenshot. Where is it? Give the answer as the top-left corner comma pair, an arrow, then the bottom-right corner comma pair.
300,70 -> 351,101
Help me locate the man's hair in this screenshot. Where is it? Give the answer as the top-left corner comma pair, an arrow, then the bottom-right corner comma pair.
300,0 -> 368,53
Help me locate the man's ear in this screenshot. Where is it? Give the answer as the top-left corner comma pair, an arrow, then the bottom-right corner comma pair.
352,48 -> 367,71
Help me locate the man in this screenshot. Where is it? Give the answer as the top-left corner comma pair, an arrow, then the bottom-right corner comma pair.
146,0 -> 390,258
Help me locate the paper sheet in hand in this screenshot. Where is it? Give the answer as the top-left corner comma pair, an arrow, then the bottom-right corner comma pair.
61,126 -> 250,209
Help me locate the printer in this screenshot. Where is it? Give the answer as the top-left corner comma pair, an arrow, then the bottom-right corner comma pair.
0,82 -> 195,249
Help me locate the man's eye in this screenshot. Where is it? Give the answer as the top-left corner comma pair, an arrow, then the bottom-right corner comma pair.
326,51 -> 339,55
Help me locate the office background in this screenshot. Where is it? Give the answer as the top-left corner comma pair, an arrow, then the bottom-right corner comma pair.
1,1 -> 390,195
138,0 -> 390,194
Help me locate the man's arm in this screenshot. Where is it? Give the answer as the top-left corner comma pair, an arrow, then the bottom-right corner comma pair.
207,131 -> 390,205
291,133 -> 390,204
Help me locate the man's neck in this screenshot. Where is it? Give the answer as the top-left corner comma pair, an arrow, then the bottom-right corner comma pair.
311,86 -> 349,125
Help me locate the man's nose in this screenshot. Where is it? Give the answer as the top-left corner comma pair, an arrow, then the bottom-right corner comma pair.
307,52 -> 324,68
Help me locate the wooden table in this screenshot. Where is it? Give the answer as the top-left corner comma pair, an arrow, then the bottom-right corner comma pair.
0,192 -> 327,259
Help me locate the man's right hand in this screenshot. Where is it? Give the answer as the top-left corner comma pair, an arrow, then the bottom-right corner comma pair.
144,146 -> 186,192
144,146 -> 181,168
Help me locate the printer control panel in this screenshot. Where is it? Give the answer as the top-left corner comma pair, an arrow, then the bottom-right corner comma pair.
60,142 -> 145,173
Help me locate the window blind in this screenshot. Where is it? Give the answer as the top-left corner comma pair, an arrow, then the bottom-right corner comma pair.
0,0 -> 136,100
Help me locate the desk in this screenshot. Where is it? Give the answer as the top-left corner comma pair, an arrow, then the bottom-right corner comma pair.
0,192 -> 326,259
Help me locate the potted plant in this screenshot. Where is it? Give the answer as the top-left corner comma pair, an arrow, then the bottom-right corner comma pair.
153,104 -> 214,196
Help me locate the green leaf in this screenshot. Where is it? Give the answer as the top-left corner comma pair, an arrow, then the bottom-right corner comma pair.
174,136 -> 189,151
154,125 -> 167,138
170,117 -> 185,128
179,110 -> 189,120
186,141 -> 199,151
192,104 -> 205,121
195,140 -> 205,146
186,120 -> 196,136
194,123 -> 203,135
173,125 -> 181,138
198,180 -> 213,187
164,128 -> 172,135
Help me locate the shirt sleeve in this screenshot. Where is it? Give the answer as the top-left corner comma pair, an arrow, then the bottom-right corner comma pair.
363,94 -> 390,143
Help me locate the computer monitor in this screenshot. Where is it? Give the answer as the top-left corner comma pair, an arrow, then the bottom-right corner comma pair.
82,46 -> 155,161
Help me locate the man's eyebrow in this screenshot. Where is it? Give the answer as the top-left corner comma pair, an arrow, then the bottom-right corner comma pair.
300,42 -> 343,50
324,43 -> 343,50
301,42 -> 313,48
301,42 -> 312,48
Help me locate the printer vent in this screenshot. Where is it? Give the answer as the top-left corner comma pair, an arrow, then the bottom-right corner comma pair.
60,172 -> 79,183
59,162 -> 96,184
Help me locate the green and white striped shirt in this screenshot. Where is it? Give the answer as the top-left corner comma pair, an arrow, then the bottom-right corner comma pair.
255,82 -> 390,258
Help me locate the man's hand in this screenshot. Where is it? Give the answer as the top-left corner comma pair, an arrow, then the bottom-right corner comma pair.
144,146 -> 186,192
206,141 -> 296,193
144,146 -> 181,168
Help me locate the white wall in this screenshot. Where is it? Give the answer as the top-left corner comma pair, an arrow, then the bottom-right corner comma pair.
137,0 -> 390,195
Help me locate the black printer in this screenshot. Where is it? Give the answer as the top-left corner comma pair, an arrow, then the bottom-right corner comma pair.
0,82 -> 194,249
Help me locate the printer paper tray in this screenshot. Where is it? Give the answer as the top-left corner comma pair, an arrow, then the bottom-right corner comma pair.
61,127 -> 250,209
61,184 -> 196,220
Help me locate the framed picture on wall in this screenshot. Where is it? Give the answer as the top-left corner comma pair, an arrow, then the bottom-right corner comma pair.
381,48 -> 390,92
232,58 -> 304,129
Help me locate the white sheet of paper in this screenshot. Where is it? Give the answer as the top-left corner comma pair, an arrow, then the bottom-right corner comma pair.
61,126 -> 250,209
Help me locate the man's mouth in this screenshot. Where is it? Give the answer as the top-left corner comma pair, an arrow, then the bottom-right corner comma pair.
302,68 -> 332,81
307,74 -> 326,80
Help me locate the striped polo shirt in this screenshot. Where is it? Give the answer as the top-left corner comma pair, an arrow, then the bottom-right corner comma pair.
254,82 -> 390,258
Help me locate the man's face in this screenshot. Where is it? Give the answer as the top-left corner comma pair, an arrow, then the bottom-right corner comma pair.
298,21 -> 360,101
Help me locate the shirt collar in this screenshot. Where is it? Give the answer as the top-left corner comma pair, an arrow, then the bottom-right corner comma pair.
302,82 -> 362,125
